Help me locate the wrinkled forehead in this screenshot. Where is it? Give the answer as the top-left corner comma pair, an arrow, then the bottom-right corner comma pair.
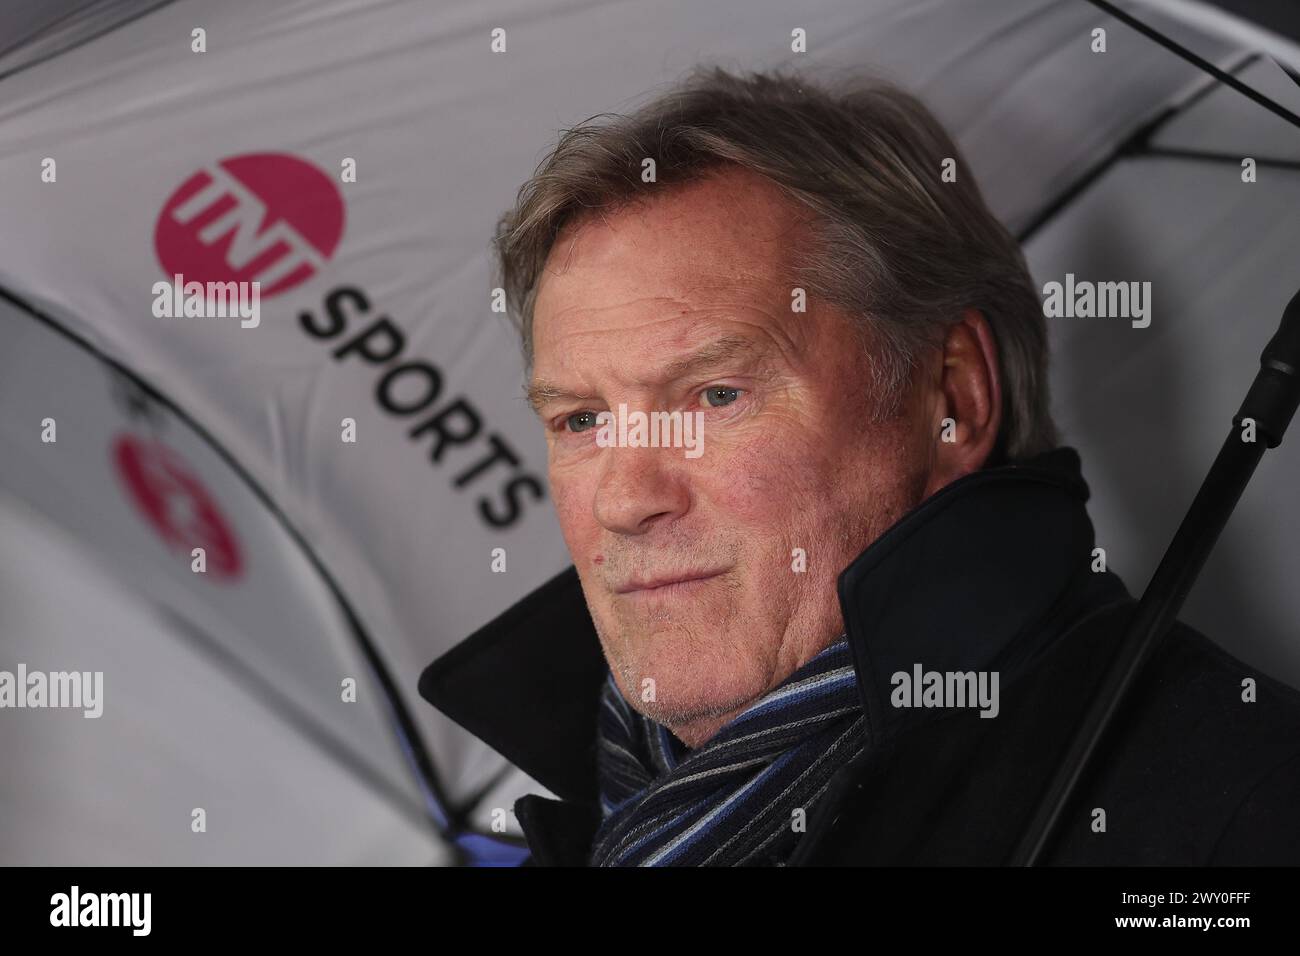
532,168 -> 815,354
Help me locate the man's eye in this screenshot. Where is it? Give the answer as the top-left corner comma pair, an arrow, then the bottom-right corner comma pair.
701,386 -> 742,408
565,411 -> 600,432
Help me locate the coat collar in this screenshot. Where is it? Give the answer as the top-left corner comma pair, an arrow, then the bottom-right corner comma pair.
418,446 -> 1123,807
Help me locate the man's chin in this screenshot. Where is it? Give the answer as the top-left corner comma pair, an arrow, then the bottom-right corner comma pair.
615,664 -> 765,733
597,618 -> 769,722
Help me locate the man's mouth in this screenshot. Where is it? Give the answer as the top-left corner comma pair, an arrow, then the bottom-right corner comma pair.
614,569 -> 726,595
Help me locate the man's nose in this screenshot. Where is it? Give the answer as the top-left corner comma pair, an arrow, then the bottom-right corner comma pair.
592,442 -> 690,535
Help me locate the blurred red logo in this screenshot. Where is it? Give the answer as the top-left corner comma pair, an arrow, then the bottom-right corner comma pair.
155,152 -> 345,298
113,434 -> 244,580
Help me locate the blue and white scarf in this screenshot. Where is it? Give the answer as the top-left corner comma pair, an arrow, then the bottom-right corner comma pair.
589,636 -> 867,866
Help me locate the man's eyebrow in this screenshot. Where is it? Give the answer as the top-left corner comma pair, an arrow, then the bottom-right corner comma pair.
524,380 -> 597,415
524,333 -> 766,416
659,333 -> 763,380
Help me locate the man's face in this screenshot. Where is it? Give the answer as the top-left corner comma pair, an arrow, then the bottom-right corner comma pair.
529,166 -> 934,747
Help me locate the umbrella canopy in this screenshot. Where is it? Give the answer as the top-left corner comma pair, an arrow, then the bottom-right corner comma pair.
1,0 -> 1297,864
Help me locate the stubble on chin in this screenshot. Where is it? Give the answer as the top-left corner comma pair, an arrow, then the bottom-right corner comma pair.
592,607 -> 774,737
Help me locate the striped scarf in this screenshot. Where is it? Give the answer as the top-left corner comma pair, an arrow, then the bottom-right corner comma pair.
589,636 -> 867,866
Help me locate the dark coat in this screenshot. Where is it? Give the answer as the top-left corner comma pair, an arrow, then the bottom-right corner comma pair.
418,447 -> 1300,865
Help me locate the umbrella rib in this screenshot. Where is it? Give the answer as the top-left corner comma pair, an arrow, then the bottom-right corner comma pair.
152,602 -> 437,835
454,761 -> 519,821
0,282 -> 461,841
1134,146 -> 1300,171
0,1 -> 181,85
1084,0 -> 1300,131
1018,48 -> 1260,243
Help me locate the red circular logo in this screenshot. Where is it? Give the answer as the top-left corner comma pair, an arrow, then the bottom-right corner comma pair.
155,153 -> 345,298
113,434 -> 244,580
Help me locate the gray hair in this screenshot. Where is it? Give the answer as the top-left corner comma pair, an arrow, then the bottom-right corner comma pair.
494,66 -> 1058,461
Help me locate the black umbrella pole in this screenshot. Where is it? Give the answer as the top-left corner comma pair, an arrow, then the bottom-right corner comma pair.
1011,286 -> 1300,866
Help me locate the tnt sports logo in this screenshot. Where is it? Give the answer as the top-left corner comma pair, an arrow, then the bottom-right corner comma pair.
113,434 -> 244,581
155,153 -> 345,299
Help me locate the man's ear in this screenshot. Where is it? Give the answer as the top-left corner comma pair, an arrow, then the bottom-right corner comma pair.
920,307 -> 1003,498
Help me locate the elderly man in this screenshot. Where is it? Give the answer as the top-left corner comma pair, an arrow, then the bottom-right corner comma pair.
419,68 -> 1300,866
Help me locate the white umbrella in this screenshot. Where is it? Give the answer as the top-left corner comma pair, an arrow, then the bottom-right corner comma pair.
1,0 -> 1296,864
